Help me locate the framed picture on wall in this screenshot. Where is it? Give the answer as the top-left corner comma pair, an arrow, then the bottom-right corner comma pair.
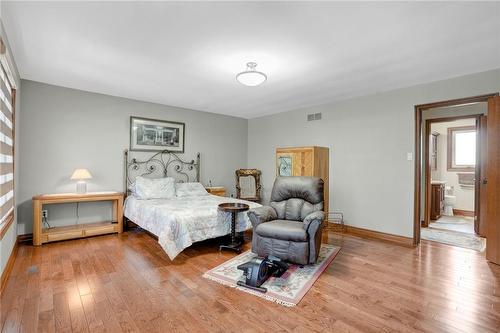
130,116 -> 185,152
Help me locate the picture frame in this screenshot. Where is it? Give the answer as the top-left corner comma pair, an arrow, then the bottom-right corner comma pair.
130,116 -> 185,152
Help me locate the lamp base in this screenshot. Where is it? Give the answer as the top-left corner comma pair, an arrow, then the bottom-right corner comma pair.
76,181 -> 87,194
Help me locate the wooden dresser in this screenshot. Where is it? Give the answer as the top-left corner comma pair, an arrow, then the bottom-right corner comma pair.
430,182 -> 445,221
276,146 -> 329,216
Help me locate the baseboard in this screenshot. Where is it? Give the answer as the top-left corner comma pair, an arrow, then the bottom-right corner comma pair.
0,240 -> 19,295
453,209 -> 474,217
326,222 -> 414,247
17,233 -> 33,244
326,222 -> 344,233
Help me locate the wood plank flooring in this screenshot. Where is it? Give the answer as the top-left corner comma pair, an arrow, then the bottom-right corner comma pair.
1,229 -> 499,332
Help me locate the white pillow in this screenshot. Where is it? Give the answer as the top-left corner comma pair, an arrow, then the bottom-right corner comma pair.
134,176 -> 176,200
175,182 -> 209,197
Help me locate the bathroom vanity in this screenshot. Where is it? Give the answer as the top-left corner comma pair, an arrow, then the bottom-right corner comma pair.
430,181 -> 446,220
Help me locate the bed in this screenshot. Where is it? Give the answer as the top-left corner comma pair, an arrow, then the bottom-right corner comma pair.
123,150 -> 261,259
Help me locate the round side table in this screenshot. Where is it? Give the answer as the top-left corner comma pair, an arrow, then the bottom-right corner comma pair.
218,202 -> 249,254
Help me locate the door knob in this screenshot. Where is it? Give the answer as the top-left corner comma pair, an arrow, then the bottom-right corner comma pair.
483,179 -> 488,185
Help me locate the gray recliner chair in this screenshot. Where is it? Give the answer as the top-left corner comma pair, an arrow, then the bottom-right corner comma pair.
247,176 -> 325,265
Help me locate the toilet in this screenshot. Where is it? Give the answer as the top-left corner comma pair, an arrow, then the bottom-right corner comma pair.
443,186 -> 456,216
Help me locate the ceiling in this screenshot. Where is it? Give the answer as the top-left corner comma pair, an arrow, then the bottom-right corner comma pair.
2,2 -> 499,118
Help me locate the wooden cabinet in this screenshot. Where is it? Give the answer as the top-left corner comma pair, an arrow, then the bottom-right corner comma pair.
276,146 -> 329,216
205,186 -> 226,197
430,183 -> 445,221
32,192 -> 124,246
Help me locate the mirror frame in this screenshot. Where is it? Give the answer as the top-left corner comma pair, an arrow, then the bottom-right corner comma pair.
235,169 -> 262,202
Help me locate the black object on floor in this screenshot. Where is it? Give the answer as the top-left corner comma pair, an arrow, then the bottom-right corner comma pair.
236,256 -> 289,293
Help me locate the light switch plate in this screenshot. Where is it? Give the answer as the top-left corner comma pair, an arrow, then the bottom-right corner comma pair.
407,152 -> 413,161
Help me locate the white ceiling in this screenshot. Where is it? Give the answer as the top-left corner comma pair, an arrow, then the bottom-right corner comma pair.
2,2 -> 499,118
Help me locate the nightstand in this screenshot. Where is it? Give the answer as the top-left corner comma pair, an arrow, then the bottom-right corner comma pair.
205,186 -> 226,197
32,191 -> 124,246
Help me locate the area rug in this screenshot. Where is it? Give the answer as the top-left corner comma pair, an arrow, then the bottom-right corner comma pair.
421,228 -> 486,252
428,215 -> 474,234
202,244 -> 341,307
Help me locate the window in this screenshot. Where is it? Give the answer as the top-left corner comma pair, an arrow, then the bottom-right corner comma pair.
0,43 -> 16,239
447,126 -> 476,172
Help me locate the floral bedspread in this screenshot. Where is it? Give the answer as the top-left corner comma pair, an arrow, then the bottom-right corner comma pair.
124,195 -> 261,260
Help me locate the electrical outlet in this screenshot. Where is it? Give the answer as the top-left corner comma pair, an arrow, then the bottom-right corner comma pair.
41,210 -> 48,219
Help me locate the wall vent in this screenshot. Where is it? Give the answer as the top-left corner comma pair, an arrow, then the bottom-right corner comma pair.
307,113 -> 322,121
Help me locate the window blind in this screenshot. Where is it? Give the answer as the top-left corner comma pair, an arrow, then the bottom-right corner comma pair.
0,59 -> 14,232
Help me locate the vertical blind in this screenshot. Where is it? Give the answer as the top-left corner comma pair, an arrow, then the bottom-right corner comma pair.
0,58 -> 14,232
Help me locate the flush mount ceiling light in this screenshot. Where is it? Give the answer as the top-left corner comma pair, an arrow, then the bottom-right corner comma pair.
236,62 -> 267,87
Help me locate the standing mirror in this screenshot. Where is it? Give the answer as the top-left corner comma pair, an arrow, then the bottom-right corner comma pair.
235,169 -> 262,202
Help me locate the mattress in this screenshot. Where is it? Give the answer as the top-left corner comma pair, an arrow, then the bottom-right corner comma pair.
124,194 -> 261,260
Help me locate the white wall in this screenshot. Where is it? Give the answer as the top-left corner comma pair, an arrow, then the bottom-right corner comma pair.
431,118 -> 476,211
248,69 -> 500,238
0,20 -> 21,276
18,80 -> 248,234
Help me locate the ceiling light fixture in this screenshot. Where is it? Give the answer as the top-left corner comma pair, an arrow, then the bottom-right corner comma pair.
236,62 -> 267,87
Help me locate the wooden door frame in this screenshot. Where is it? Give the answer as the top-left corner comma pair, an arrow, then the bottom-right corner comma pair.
413,93 -> 499,245
423,114 -> 481,231
477,115 -> 488,237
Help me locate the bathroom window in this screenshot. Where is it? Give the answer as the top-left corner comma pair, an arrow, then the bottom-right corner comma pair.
447,126 -> 476,172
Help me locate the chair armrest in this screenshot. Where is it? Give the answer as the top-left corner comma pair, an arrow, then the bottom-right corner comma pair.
303,211 -> 325,233
247,206 -> 277,228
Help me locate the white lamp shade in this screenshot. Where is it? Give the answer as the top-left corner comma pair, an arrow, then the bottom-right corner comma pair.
236,62 -> 267,87
71,169 -> 93,180
236,71 -> 267,86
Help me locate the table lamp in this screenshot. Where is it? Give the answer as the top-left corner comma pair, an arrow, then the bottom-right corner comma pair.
71,169 -> 92,194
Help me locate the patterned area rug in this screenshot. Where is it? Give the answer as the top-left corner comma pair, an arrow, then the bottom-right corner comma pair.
203,244 -> 341,307
421,228 -> 486,252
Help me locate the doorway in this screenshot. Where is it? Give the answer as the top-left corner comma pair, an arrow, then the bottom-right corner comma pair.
421,113 -> 485,251
413,93 -> 499,252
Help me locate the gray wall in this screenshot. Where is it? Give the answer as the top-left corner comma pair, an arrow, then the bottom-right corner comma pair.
18,80 -> 248,234
13,69 -> 500,239
248,69 -> 500,238
0,20 -> 21,275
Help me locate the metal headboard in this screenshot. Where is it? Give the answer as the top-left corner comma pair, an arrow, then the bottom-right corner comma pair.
124,149 -> 200,196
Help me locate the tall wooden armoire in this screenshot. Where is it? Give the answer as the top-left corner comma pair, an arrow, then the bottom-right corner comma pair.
276,146 -> 329,216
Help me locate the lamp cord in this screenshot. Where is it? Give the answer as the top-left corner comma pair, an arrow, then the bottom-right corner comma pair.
76,202 -> 80,225
42,216 -> 51,229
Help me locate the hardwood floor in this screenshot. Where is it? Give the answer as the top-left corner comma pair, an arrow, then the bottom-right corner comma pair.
1,229 -> 499,333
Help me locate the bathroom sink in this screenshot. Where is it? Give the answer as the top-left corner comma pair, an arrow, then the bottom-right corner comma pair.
431,180 -> 447,185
